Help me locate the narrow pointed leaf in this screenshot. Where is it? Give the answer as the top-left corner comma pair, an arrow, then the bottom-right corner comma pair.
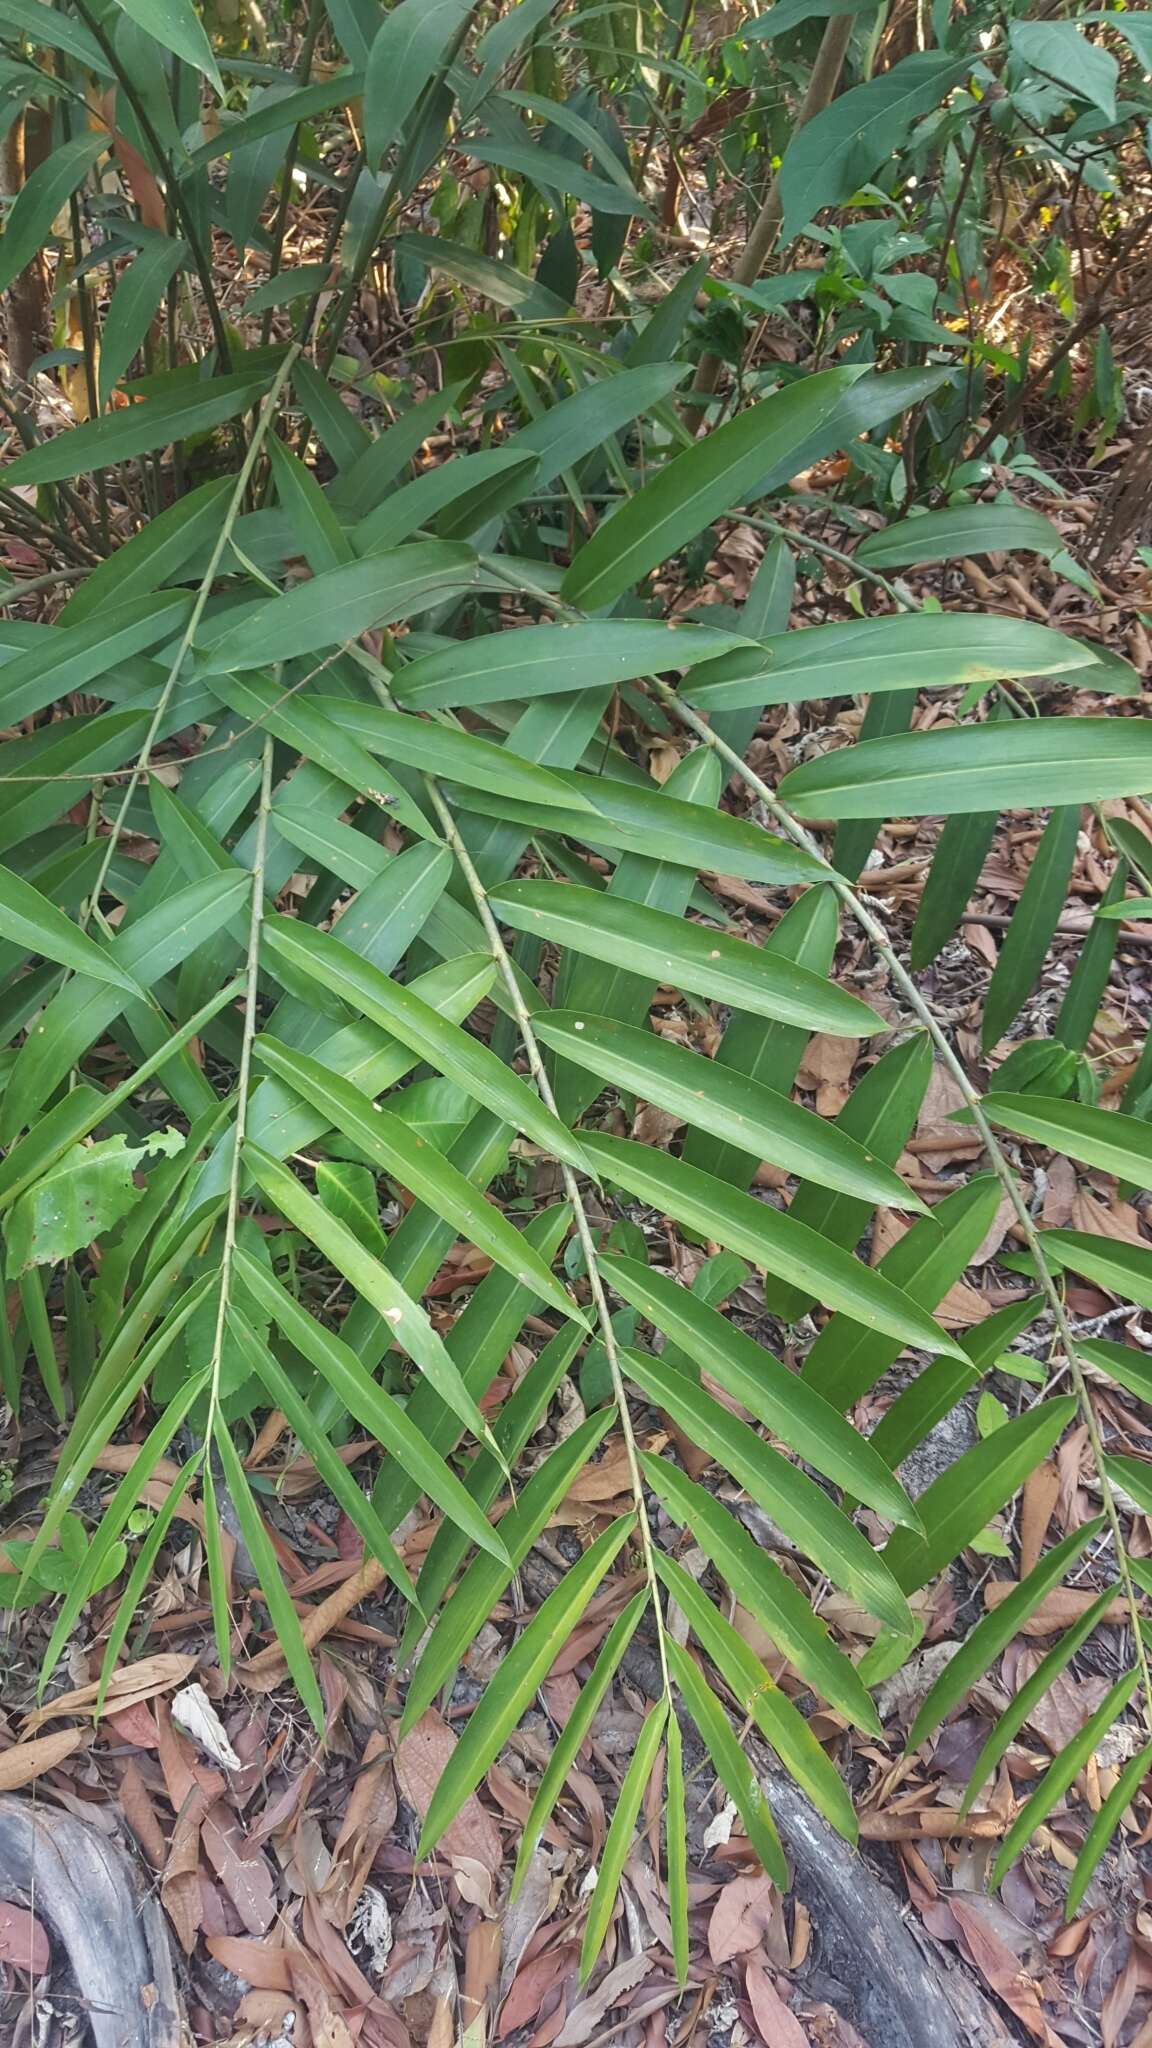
983,1095 -> 1152,1187
990,1670 -> 1139,1891
665,1638 -> 787,1886
580,1700 -> 669,1979
780,719 -> 1152,820
213,1420 -> 325,1730
883,1399 -> 1078,1592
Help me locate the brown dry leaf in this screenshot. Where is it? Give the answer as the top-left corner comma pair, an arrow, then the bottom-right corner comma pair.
983,1583 -> 1135,1633
163,1799 -> 204,1956
708,1869 -> 777,1966
553,1951 -> 650,2047
202,1803 -> 277,1935
497,1945 -> 576,2041
945,1894 -> 1057,2044
1041,1157 -> 1078,1228
745,1953 -> 808,2048
207,1935 -> 295,1992
1071,1190 -> 1149,1250
21,1653 -> 196,1730
116,1757 -> 167,1869
462,1919 -> 502,2033
322,1730 -> 396,1926
0,1726 -> 87,1789
395,1708 -> 502,1869
1020,1463 -> 1059,1580
0,1901 -> 50,1976
797,1034 -> 856,1116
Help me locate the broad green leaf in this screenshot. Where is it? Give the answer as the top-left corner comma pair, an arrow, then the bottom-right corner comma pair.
767,1032 -> 932,1322
0,863 -> 142,995
983,1094 -> 1152,1187
780,719 -> 1152,820
1056,856 -> 1129,1052
604,1256 -> 918,1527
353,448 -> 541,553
509,363 -> 688,487
626,1348 -> 911,1630
0,134 -> 106,299
1103,1453 -> 1152,1517
883,1398 -> 1078,1592
252,1037 -> 583,1322
671,1443 -> 881,1725
561,366 -> 869,609
213,1420 -> 324,1728
262,915 -> 592,1173
1011,19 -> 1117,120
540,1013 -> 919,1213
656,1551 -> 857,1840
98,239 -> 188,407
327,698 -> 597,812
584,1135 -> 967,1360
0,0 -> 111,71
490,883 -> 879,1035
962,1585 -> 1119,1813
580,1698 -> 668,1979
983,807 -> 1080,1051
462,773 -> 824,883
778,52 -> 971,241
267,435 -> 353,573
857,504 -> 1064,569
7,1130 -> 182,1275
190,73 -> 364,167
243,1143 -> 505,1460
393,621 -> 752,710
512,1589 -> 648,1898
233,1245 -> 509,1560
868,1293 -> 1042,1476
2,372 -> 272,486
906,1519 -> 1105,1747
228,1306 -> 416,1601
203,542 -> 479,670
364,0 -> 473,164
991,1669 -> 1138,1891
417,1514 -> 636,1856
1043,1229 -> 1152,1311
245,265 -> 332,315
1065,1740 -> 1152,1921
683,614 -> 1101,712
665,1636 -> 787,1886
466,136 -> 649,217
683,885 -> 837,1189
404,1416 -> 611,1731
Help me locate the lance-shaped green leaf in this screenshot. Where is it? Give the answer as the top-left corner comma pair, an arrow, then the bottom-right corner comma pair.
417,1514 -> 636,1856
561,367 -> 870,610
665,1705 -> 689,1986
393,621 -> 753,710
910,805 -> 1000,970
983,807 -> 1080,1051
682,613 -> 1099,711
60,478 -> 233,625
583,1136 -> 967,1360
1043,1229 -> 1152,1311
883,1398 -> 1078,1593
233,1245 -> 509,1561
464,777 -> 823,884
869,1293 -> 1042,1476
665,1637 -> 787,1886
266,434 -> 353,573
1066,1740 -> 1152,1922
651,1457 -> 882,1729
580,1697 -> 668,1979
6,1130 -> 182,1275
1103,1454 -> 1152,1517
802,1175 -> 1003,1412
401,1409 -> 614,1731
262,915 -> 592,1173
326,698 -> 596,812
2,373 -> 273,486
251,1037 -> 583,1323
780,718 -> 1152,820
983,1095 -> 1152,1188
392,231 -> 569,315
508,363 -> 688,486
778,51 -> 971,240
605,1256 -> 917,1528
490,884 -> 880,1036
0,133 -> 106,298
113,0 -> 222,91
1078,1339 -> 1152,1404
539,1014 -> 919,1213
626,1349 -> 910,1630
906,1518 -> 1106,1749
98,239 -> 189,407
856,504 -> 1064,569
364,0 -> 473,163
767,1032 -> 932,1322
990,1669 -> 1139,1892
203,542 -> 479,671
228,1306 -> 417,1602
213,1419 -> 324,1728
0,592 -> 194,728
243,1144 -> 505,1462
656,1552 -> 857,1840
961,1585 -> 1120,1814
0,864 -> 142,996
511,1590 -> 648,1899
